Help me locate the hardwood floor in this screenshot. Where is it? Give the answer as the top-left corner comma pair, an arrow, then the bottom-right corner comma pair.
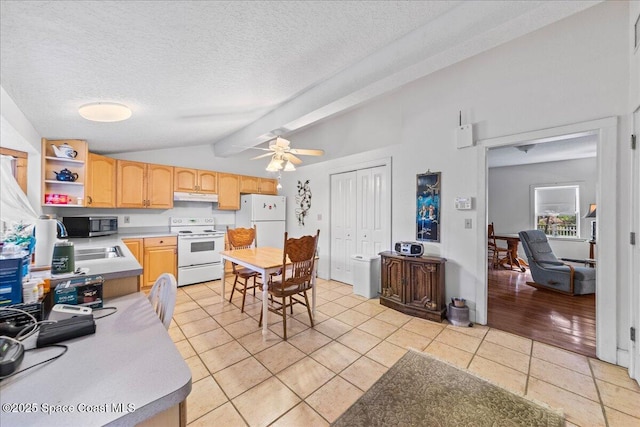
487,266 -> 596,358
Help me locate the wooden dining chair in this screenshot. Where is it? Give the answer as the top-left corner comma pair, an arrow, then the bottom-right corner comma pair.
488,222 -> 509,269
259,230 -> 320,340
227,226 -> 259,313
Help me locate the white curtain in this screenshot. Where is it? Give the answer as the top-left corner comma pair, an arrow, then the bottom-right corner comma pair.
1,154 -> 38,235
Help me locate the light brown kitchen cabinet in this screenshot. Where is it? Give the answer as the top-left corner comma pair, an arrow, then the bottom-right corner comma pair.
258,178 -> 278,195
116,160 -> 174,209
379,251 -> 447,322
217,173 -> 240,210
41,138 -> 88,206
86,153 -> 116,207
142,236 -> 177,290
122,238 -> 144,288
239,175 -> 277,195
239,175 -> 259,193
174,167 -> 217,194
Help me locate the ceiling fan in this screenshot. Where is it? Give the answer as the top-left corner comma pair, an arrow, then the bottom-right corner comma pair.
250,137 -> 324,171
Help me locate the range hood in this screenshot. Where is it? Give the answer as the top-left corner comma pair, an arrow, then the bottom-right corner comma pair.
173,192 -> 219,203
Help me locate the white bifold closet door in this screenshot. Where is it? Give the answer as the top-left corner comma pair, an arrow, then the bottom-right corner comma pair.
330,166 -> 389,285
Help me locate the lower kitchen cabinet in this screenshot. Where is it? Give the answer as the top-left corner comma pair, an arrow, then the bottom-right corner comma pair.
122,238 -> 143,288
124,237 -> 177,291
379,251 -> 447,322
143,237 -> 177,290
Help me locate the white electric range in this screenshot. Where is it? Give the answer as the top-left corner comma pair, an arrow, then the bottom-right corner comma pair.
170,217 -> 225,287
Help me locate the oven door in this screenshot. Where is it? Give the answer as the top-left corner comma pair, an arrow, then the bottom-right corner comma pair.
177,234 -> 223,267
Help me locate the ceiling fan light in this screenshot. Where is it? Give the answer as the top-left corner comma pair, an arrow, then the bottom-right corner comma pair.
266,156 -> 283,172
79,102 -> 132,122
284,160 -> 296,171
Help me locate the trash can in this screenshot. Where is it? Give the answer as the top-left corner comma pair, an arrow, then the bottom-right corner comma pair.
351,254 -> 380,298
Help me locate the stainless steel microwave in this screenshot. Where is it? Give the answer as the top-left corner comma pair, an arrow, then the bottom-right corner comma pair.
62,216 -> 118,237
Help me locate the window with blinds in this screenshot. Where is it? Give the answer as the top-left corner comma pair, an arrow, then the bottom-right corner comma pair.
533,185 -> 580,238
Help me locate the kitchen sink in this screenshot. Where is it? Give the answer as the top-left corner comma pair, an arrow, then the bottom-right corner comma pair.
75,246 -> 124,261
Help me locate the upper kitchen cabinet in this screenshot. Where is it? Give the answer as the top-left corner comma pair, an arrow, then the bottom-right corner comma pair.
116,160 -> 174,209
258,178 -> 278,195
86,153 -> 116,208
239,175 -> 278,195
174,168 -> 217,194
41,138 -> 88,207
217,173 -> 240,210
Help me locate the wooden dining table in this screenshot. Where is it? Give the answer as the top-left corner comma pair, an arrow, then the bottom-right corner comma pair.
219,247 -> 318,336
493,233 -> 528,272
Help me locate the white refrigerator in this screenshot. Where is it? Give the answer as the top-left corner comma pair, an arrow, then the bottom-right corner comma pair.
236,194 -> 286,248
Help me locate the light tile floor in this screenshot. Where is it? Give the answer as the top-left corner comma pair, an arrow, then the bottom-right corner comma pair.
169,279 -> 640,427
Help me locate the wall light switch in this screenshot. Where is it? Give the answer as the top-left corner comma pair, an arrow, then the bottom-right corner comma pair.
124,216 -> 130,224
464,218 -> 472,229
317,213 -> 322,221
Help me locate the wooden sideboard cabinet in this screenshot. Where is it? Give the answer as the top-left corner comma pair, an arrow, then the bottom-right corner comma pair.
379,251 -> 447,322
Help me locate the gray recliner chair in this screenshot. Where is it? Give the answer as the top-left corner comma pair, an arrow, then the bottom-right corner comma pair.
518,230 -> 595,295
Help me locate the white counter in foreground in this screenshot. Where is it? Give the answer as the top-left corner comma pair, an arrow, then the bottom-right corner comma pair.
0,292 -> 191,426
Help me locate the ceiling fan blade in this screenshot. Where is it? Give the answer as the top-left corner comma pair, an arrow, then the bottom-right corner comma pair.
250,152 -> 274,160
285,153 -> 303,165
289,148 -> 324,156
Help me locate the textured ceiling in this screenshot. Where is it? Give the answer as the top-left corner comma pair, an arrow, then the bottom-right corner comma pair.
0,1 -> 599,158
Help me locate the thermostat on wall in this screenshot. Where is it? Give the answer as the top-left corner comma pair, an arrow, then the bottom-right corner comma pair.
455,196 -> 472,210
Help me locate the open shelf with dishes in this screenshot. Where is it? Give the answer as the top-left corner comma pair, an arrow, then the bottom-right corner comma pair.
41,138 -> 88,207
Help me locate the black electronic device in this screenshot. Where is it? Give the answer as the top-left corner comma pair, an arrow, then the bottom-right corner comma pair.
0,337 -> 24,377
36,315 -> 96,348
0,302 -> 43,337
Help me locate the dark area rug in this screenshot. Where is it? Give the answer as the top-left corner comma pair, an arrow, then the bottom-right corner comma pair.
332,349 -> 563,427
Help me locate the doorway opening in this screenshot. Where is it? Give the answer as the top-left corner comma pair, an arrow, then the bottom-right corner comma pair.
477,117 -> 618,364
486,133 -> 597,357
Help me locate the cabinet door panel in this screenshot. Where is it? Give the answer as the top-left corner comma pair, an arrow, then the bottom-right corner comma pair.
174,168 -> 197,192
259,178 -> 278,195
198,170 -> 217,193
143,246 -> 177,289
147,164 -> 174,209
218,173 -> 240,210
240,175 -> 259,193
381,256 -> 403,303
123,238 -> 144,289
406,261 -> 438,309
117,160 -> 146,208
87,153 -> 116,207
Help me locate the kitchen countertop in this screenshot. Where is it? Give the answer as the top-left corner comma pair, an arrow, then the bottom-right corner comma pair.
52,235 -> 144,282
53,231 -> 180,282
0,292 -> 192,426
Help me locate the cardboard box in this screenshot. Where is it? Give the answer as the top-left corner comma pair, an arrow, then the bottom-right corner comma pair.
53,275 -> 104,309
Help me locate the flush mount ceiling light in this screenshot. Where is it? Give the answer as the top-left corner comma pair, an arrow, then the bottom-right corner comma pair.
78,102 -> 132,122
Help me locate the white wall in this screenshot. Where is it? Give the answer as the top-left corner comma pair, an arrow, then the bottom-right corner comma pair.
630,1 -> 640,111
488,157 -> 597,260
279,1 -> 630,354
47,203 -> 236,230
108,144 -> 278,177
0,88 -> 42,212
